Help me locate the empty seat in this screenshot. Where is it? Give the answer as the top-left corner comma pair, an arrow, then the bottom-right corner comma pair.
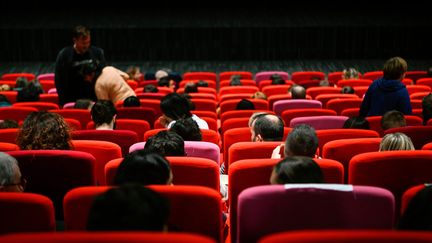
273,100 -> 322,116
0,107 -> 38,122
290,116 -> 349,130
219,71 -> 253,81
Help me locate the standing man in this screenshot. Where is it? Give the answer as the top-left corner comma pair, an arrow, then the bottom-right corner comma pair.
55,25 -> 106,106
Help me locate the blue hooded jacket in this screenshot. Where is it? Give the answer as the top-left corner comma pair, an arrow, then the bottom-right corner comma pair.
359,78 -> 412,117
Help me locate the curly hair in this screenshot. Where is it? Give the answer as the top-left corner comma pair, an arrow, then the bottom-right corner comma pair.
17,111 -> 72,150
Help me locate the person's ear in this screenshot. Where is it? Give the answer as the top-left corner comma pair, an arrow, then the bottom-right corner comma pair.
256,134 -> 263,142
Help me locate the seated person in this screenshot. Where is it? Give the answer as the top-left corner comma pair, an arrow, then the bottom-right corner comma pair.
229,75 -> 242,86
341,85 -> 355,94
0,152 -> 25,192
343,116 -> 370,129
144,130 -> 185,156
184,82 -> 198,93
236,99 -> 255,110
342,67 -> 359,80
422,93 -> 432,125
379,132 -> 415,151
398,184 -> 432,230
288,84 -> 306,99
272,124 -> 318,159
13,77 -> 27,91
196,80 -> 209,87
143,84 -> 159,93
87,184 -> 169,231
114,150 -> 172,185
157,75 -> 176,89
170,117 -> 202,141
74,99 -> 93,110
251,114 -> 284,142
0,94 -> 11,107
0,119 -> 18,129
17,111 -> 72,150
250,91 -> 267,100
16,82 -> 43,102
270,74 -> 285,85
126,66 -> 142,82
123,96 -> 140,107
270,156 -> 324,184
91,100 -> 117,130
319,80 -> 330,87
381,110 -> 406,131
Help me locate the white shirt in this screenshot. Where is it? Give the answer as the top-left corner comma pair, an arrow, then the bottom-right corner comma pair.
167,114 -> 209,129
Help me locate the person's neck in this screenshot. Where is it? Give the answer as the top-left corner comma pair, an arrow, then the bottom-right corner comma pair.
95,123 -> 113,130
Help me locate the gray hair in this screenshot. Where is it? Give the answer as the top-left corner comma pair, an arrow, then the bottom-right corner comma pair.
0,153 -> 19,186
284,124 -> 318,157
379,132 -> 415,151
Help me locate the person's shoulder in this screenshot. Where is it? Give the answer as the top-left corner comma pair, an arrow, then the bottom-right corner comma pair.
90,46 -> 104,53
57,46 -> 74,57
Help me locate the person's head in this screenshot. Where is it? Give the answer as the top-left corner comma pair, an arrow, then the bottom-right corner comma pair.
251,91 -> 267,100
75,59 -> 99,83
342,68 -> 359,80
284,124 -> 318,157
170,117 -> 202,141
87,184 -> 169,231
115,150 -> 172,185
319,80 -> 330,87
196,80 -> 209,87
155,70 -> 169,81
0,84 -> 11,92
343,116 -> 370,129
381,110 -> 406,131
248,112 -> 269,128
341,85 -> 355,94
383,56 -> 408,80
0,120 -> 18,129
252,114 -> 284,142
144,130 -> 185,156
270,156 -> 324,184
16,82 -> 42,102
160,93 -> 192,121
289,84 -> 306,99
0,153 -> 25,192
143,84 -> 159,93
15,77 -> 28,90
17,111 -> 72,150
91,100 -> 117,130
398,185 -> 432,230
123,96 -> 141,107
422,93 -> 432,125
184,82 -> 198,93
157,76 -> 175,89
229,75 -> 242,86
270,74 -> 285,85
236,99 -> 255,110
72,25 -> 91,55
126,66 -> 142,81
74,99 -> 93,110
379,132 -> 415,151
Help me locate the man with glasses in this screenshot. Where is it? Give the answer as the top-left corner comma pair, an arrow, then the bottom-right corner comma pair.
0,152 -> 25,192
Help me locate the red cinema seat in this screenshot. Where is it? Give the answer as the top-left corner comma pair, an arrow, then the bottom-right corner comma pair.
384,126 -> 432,149
219,71 -> 253,81
116,107 -> 156,127
316,129 -> 379,156
13,102 -> 59,111
0,128 -> 19,144
0,107 -> 37,122
49,109 -> 92,129
291,71 -> 325,83
281,108 -> 336,125
87,119 -> 150,142
183,71 -> 217,81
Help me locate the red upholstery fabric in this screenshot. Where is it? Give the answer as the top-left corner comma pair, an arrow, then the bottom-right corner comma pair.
291,71 -> 325,83
258,80 -> 294,90
406,85 -> 431,95
116,107 -> 156,128
281,108 -> 336,125
416,77 -> 432,89
87,119 -> 150,142
104,157 -> 219,190
13,102 -> 59,111
192,110 -> 218,120
0,142 -> 19,151
64,118 -> 82,131
1,73 -> 35,81
0,232 -> 216,243
72,140 -> 122,186
261,85 -> 292,97
63,185 -> 222,242
219,86 -> 259,97
405,71 -> 428,81
273,100 -> 322,116
289,115 -> 348,130
410,91 -> 430,100
219,71 -> 253,81
144,128 -> 219,145
326,98 -> 362,115
219,93 -> 253,103
315,94 -> 359,108
349,150 -> 432,215
39,94 -> 59,104
322,138 -> 382,183
363,71 -> 383,80
228,158 -> 344,242
135,92 -> 166,100
50,109 -> 92,128
220,110 -> 273,127
228,141 -> 282,166
340,107 -> 360,117
0,128 -> 19,144
179,79 -> 217,88
190,98 -> 217,111
401,184 -> 425,215
177,87 -> 217,96
71,130 -> 138,156
316,129 -> 379,156
384,126 -> 432,149
259,230 -> 432,243
337,79 -> 373,87
238,185 -> 394,243
7,150 -> 96,219
220,79 -> 256,88
0,107 -> 38,122
366,115 -> 423,137
0,193 -> 55,234
187,93 -> 217,100
306,87 -> 341,99
183,71 -> 217,81
221,117 -> 250,134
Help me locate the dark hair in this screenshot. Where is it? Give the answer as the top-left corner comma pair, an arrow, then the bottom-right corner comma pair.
91,100 -> 117,127
319,80 -> 330,87
229,75 -> 242,86
196,80 -> 209,87
236,99 -> 255,110
271,156 -> 324,184
16,82 -> 42,102
157,76 -> 171,87
381,110 -> 406,131
74,99 -> 93,109
0,94 -> 11,107
144,130 -> 185,156
341,85 -> 355,94
123,96 -> 141,107
144,84 -> 159,93
14,77 -> 28,90
253,114 -> 284,141
427,67 -> 432,78
290,85 -> 306,99
184,82 -> 198,93
270,74 -> 285,85
422,93 -> 432,125
170,118 -> 202,141
75,59 -> 99,77
87,184 -> 169,231
285,124 -> 318,157
398,185 -> 432,230
73,25 -> 90,39
383,56 -> 408,80
160,93 -> 192,120
0,120 -> 18,129
114,150 -> 172,185
343,116 -> 370,129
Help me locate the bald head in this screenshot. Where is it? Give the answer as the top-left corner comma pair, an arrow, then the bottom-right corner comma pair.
290,85 -> 306,99
155,70 -> 169,81
252,114 -> 284,142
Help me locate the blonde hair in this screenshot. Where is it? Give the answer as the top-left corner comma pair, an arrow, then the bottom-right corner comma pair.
342,68 -> 359,80
251,91 -> 267,100
379,132 -> 415,151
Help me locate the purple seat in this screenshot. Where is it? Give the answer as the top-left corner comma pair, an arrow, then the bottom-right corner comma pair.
36,73 -> 55,81
254,71 -> 289,85
273,99 -> 322,116
289,115 -> 349,130
129,141 -> 220,164
237,184 -> 395,243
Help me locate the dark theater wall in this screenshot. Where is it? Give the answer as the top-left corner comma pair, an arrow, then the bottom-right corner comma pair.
1,5 -> 431,63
